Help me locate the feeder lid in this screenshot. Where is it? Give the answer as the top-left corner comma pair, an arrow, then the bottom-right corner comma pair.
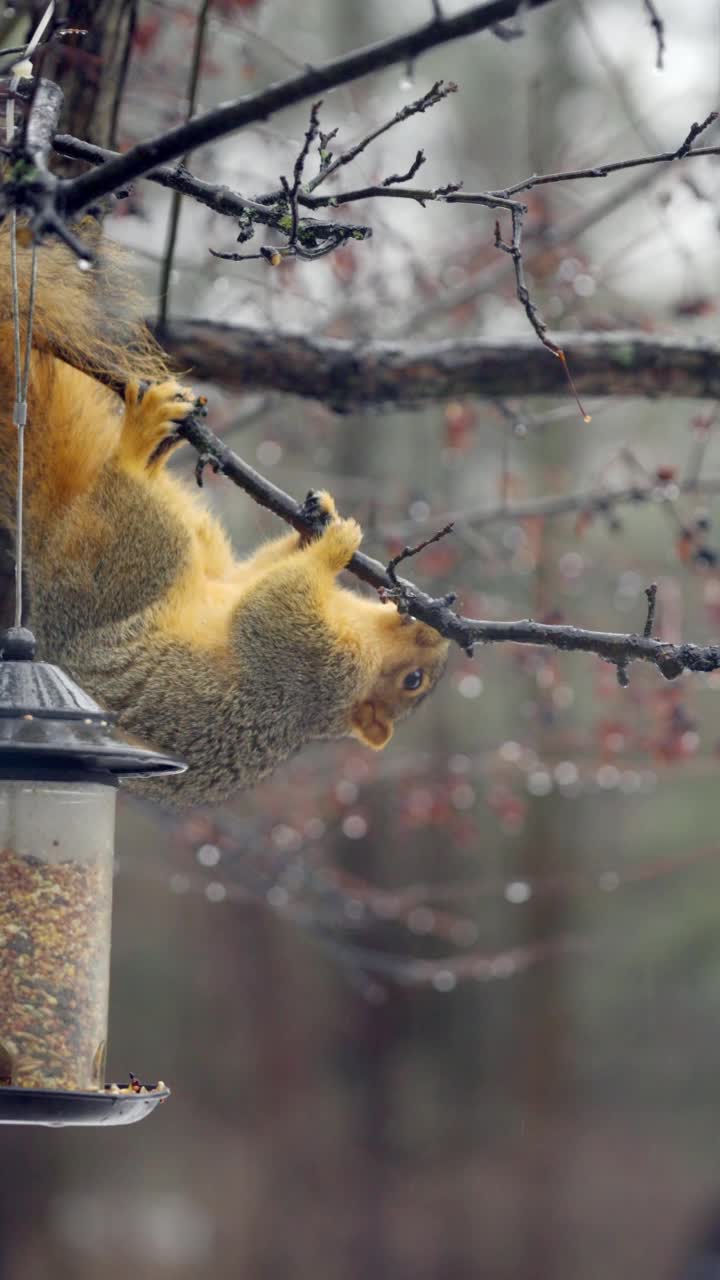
0,1083 -> 170,1127
0,641 -> 186,780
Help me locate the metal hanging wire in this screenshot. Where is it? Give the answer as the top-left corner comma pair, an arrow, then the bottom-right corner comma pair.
8,217 -> 38,629
4,3 -> 54,629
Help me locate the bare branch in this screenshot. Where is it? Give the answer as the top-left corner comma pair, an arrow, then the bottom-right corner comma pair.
59,0 -> 557,219
157,0 -> 211,329
26,310 -> 720,684
494,207 -> 555,352
386,524 -> 455,583
170,408 -> 720,683
675,111 -> 718,159
281,99 -> 322,251
643,0 -> 665,70
304,180 -> 512,211
52,114 -> 720,222
52,133 -> 272,216
643,583 -> 658,638
53,133 -> 373,264
400,165 -> 670,336
48,110 -> 719,300
305,79 -> 457,192
382,149 -> 427,186
489,134 -> 720,199
153,326 -> 720,407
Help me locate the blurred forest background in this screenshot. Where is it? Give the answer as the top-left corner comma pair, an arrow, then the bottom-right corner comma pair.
3,1 -> 720,1277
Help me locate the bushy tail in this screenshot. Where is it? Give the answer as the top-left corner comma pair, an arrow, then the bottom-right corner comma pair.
0,218 -> 173,537
0,217 -> 171,390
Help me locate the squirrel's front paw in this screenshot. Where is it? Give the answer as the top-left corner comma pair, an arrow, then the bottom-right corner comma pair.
120,380 -> 197,472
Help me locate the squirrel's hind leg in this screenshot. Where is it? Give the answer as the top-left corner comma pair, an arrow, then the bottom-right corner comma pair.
228,490 -> 343,585
271,490 -> 361,575
302,512 -> 362,574
119,380 -> 196,475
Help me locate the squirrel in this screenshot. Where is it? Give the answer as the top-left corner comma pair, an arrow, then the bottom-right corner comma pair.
0,220 -> 449,805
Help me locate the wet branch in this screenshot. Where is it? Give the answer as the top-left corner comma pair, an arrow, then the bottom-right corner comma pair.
153,325 -> 720,407
643,0 -> 665,71
173,409 -> 720,684
58,0 -> 557,218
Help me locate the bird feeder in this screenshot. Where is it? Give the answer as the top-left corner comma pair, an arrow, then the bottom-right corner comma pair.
0,627 -> 186,1126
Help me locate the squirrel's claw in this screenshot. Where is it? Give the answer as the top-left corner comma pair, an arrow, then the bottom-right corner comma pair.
120,379 -> 196,474
299,489 -> 338,542
301,489 -> 336,527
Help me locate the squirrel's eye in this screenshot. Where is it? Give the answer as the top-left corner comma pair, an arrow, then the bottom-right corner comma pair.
403,668 -> 424,692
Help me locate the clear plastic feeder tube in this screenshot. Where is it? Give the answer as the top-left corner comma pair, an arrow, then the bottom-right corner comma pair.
0,780 -> 116,1091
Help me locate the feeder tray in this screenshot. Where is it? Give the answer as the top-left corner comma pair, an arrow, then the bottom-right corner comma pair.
0,1083 -> 171,1126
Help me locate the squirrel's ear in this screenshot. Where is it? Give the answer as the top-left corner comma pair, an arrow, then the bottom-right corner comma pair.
350,700 -> 394,750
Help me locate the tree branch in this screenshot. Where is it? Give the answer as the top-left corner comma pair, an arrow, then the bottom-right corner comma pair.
305,79 -> 457,193
174,410 -> 720,684
154,326 -> 720,407
52,125 -> 720,223
157,0 -> 211,329
58,0 -> 556,218
52,133 -> 273,216
48,109 -> 718,354
643,0 -> 665,71
29,317 -> 720,684
489,128 -> 720,198
52,131 -> 374,260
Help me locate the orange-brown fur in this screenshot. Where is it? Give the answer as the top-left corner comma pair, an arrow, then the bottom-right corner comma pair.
0,222 -> 448,805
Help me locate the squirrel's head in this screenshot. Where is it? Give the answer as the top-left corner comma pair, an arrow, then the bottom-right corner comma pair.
350,614 -> 449,751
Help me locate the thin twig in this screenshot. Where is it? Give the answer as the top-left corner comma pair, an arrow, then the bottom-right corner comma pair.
382,150 -> 426,186
157,0 -> 210,331
108,5 -> 136,149
494,208 -> 554,352
396,164 -> 677,336
386,523 -> 455,583
280,109 -> 720,212
209,244 -> 284,265
490,121 -> 720,199
304,181 -> 512,210
675,110 -> 718,160
281,100 -> 322,252
493,209 -> 591,415
306,79 -> 457,193
643,0 -> 665,71
52,133 -> 272,215
643,583 -> 658,637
